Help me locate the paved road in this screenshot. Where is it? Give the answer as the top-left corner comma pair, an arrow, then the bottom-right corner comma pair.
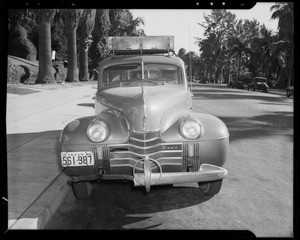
45,85 -> 293,237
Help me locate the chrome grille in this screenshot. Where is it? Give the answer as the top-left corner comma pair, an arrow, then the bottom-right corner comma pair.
109,131 -> 183,174
92,132 -> 201,175
183,142 -> 201,172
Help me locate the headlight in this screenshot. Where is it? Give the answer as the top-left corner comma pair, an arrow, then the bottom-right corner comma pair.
181,119 -> 202,139
87,121 -> 109,142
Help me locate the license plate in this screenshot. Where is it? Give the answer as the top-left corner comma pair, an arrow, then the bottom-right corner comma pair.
61,151 -> 94,167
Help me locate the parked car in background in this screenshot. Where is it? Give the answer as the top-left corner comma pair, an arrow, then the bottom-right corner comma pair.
287,85 -> 294,98
59,36 -> 229,200
248,77 -> 269,92
228,76 -> 252,89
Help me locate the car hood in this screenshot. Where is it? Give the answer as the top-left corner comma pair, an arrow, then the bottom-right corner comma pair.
97,85 -> 192,131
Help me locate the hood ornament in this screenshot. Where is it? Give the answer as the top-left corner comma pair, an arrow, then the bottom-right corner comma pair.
142,84 -> 148,132
141,61 -> 148,132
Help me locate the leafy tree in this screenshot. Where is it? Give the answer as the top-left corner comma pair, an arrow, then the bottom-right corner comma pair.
77,9 -> 96,81
8,9 -> 37,61
62,9 -> 83,82
197,10 -> 237,83
178,48 -> 186,58
51,12 -> 68,61
32,9 -> 57,84
109,9 -> 145,36
89,9 -> 111,71
271,2 -> 294,88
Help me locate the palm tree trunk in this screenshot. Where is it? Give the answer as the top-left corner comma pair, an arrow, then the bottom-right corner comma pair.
36,22 -> 55,84
227,58 -> 231,84
237,52 -> 241,77
79,42 -> 89,81
66,28 -> 79,82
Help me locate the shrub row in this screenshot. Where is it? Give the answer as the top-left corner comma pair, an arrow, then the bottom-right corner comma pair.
7,59 -> 68,84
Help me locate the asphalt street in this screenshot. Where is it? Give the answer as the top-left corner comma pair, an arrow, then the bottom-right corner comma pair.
45,84 -> 293,237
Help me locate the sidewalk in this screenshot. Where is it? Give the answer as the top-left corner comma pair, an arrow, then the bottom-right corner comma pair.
6,83 -> 96,229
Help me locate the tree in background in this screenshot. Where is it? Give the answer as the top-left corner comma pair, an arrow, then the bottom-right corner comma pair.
51,11 -> 68,61
177,48 -> 201,80
271,2 -> 294,88
32,9 -> 57,84
77,9 -> 96,81
8,9 -> 37,61
89,9 -> 111,71
197,10 -> 237,84
109,9 -> 145,36
62,9 -> 83,82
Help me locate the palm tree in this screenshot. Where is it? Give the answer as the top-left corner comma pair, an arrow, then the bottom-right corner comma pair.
32,9 -> 56,84
89,9 -> 111,71
271,2 -> 294,88
62,9 -> 83,82
109,9 -> 144,36
77,9 -> 96,81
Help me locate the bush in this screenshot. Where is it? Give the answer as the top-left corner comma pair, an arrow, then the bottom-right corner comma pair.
53,62 -> 67,82
7,59 -> 25,84
8,24 -> 37,61
25,65 -> 38,84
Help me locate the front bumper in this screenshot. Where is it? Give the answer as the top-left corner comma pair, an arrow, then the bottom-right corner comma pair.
133,163 -> 227,191
70,160 -> 228,193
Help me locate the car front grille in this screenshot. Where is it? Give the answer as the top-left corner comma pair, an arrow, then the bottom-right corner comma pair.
91,131 -> 201,175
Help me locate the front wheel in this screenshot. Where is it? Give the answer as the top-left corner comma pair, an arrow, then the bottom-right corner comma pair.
72,181 -> 93,200
198,180 -> 223,196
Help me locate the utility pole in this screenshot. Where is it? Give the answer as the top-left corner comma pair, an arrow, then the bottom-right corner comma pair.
188,24 -> 193,92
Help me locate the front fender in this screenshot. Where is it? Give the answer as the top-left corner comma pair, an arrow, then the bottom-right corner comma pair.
161,112 -> 229,142
60,109 -> 129,146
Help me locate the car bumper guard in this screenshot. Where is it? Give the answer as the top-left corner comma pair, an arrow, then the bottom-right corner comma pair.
70,156 -> 228,193
133,155 -> 228,192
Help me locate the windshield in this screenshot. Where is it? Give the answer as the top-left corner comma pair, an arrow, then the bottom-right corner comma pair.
102,63 -> 183,86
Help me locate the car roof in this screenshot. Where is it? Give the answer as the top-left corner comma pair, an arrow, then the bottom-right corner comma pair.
99,54 -> 184,68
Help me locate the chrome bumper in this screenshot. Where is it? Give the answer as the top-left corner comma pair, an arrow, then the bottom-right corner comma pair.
133,163 -> 228,191
70,154 -> 228,193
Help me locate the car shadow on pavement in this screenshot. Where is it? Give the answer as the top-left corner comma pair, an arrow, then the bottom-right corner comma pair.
46,180 -> 213,229
219,112 -> 293,143
192,90 -> 287,102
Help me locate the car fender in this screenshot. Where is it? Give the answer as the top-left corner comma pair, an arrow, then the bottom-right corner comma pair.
60,109 -> 129,146
161,111 -> 229,142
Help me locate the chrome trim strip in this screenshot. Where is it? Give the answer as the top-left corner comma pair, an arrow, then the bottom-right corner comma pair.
110,157 -> 182,162
130,136 -> 160,142
111,163 -> 182,169
110,142 -> 182,150
111,150 -> 182,157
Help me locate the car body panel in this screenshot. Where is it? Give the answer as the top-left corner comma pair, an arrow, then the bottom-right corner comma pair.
60,52 -> 229,193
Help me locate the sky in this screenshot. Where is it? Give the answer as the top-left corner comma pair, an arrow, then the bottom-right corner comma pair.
131,2 -> 279,54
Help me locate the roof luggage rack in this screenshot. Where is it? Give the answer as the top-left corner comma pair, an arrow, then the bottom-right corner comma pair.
106,36 -> 174,55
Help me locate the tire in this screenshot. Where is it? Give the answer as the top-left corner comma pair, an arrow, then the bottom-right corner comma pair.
72,181 -> 93,200
198,180 -> 223,196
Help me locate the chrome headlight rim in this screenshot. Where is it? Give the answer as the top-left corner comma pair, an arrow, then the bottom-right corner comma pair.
87,119 -> 110,143
180,119 -> 203,140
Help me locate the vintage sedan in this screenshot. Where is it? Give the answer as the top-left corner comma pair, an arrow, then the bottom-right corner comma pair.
59,36 -> 229,199
249,77 -> 269,92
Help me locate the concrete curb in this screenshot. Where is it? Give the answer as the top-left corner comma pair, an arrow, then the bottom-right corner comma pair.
10,171 -> 71,229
